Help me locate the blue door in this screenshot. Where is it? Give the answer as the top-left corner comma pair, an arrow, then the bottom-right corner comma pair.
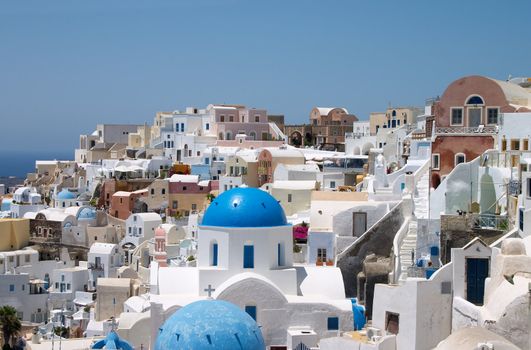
466,258 -> 489,305
212,243 -> 218,266
243,245 -> 254,268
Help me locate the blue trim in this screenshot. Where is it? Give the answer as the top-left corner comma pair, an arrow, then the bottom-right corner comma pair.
244,245 -> 254,268
212,243 -> 218,266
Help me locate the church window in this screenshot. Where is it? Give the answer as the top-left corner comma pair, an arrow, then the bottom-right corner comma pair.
245,305 -> 257,321
277,243 -> 285,267
243,245 -> 254,268
211,242 -> 218,266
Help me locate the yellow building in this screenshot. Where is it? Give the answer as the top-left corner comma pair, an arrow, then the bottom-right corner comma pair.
0,219 -> 30,251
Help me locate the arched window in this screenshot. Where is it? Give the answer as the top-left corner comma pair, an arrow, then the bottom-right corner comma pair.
226,132 -> 232,140
391,110 -> 397,117
466,95 -> 484,105
455,153 -> 466,166
250,132 -> 256,140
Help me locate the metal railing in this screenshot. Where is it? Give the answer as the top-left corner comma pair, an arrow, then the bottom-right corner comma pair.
468,214 -> 510,231
434,126 -> 497,135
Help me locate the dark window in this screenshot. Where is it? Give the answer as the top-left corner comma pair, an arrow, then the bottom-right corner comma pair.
487,108 -> 498,124
385,312 -> 399,334
519,207 -> 524,231
451,108 -> 463,125
466,96 -> 484,105
327,317 -> 339,331
243,245 -> 254,268
245,305 -> 257,321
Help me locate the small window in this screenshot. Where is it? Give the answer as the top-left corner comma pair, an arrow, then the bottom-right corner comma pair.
519,207 -> 524,231
55,282 -> 59,289
67,283 -> 71,290
255,115 -> 260,122
524,139 -> 529,151
229,115 -> 234,122
385,312 -> 399,335
151,189 -> 155,195
330,181 -> 336,188
502,138 -> 507,151
327,317 -> 339,331
527,178 -> 531,198
287,194 -> 292,203
220,115 -> 225,122
451,108 -> 463,125
206,123 -> 210,130
455,153 -> 466,166
511,139 -> 520,151
9,284 -> 14,292
183,186 -> 187,191
487,108 -> 498,124
162,189 -> 166,195
192,204 -> 197,210
245,305 -> 257,321
432,154 -> 440,170
466,95 -> 484,105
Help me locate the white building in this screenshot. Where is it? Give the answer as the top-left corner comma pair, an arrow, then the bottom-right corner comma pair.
119,188 -> 354,349
87,242 -> 122,290
123,213 -> 162,250
10,187 -> 45,218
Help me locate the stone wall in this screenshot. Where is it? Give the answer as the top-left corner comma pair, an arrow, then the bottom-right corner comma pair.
337,200 -> 406,297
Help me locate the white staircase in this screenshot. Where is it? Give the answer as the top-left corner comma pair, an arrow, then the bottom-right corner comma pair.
399,169 -> 430,277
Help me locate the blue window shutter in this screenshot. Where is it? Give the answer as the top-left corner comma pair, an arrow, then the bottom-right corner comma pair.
212,243 -> 218,266
244,245 -> 254,268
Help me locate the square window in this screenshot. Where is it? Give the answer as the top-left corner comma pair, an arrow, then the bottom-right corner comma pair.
487,108 -> 498,124
327,317 -> 339,331
451,108 -> 463,125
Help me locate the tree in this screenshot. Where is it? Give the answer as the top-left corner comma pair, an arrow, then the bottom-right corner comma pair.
0,305 -> 21,349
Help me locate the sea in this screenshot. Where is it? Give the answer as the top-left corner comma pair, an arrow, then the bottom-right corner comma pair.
0,149 -> 74,178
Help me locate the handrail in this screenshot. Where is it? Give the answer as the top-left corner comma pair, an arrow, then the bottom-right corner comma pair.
435,126 -> 497,134
390,216 -> 411,284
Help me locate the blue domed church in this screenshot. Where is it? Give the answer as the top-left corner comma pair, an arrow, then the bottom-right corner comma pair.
126,188 -> 353,348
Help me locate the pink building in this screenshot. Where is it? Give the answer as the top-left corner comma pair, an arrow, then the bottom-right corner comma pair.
208,105 -> 274,141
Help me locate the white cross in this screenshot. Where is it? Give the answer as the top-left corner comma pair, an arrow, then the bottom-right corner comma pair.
204,284 -> 215,298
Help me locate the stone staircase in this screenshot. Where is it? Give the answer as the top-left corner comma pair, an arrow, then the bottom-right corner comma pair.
399,169 -> 430,277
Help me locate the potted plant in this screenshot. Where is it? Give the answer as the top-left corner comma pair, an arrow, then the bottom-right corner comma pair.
316,258 -> 323,266
326,259 -> 334,266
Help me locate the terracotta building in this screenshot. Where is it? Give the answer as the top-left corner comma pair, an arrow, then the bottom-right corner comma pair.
431,75 -> 531,188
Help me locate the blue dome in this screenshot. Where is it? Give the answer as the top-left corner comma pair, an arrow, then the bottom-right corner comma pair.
155,300 -> 265,350
202,188 -> 287,228
78,207 -> 97,220
57,189 -> 76,200
92,330 -> 133,350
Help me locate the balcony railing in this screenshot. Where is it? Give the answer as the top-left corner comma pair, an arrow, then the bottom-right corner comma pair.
468,214 -> 510,231
435,126 -> 497,135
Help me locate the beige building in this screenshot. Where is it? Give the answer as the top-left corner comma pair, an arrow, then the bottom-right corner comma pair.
96,278 -> 133,321
270,180 -> 319,216
0,218 -> 30,251
369,107 -> 423,135
139,179 -> 169,212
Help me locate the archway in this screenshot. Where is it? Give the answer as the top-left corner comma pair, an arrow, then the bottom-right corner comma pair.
431,173 -> 441,189
290,131 -> 303,147
361,142 -> 374,155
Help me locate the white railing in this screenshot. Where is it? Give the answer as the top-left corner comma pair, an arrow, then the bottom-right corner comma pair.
390,216 -> 411,284
435,126 -> 497,135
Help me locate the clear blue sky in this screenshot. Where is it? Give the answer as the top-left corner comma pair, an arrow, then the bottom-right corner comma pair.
1,0 -> 530,152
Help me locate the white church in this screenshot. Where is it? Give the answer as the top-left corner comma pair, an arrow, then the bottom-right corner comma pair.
118,188 -> 355,348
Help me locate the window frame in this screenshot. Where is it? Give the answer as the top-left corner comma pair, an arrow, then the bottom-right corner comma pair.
432,153 -> 440,170
486,107 -> 499,125
455,153 -> 466,166
450,107 -> 464,126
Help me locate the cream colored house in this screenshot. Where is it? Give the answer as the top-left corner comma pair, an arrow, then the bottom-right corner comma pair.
270,180 -> 319,216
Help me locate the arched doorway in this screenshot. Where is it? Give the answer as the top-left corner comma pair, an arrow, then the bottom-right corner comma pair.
290,131 -> 303,147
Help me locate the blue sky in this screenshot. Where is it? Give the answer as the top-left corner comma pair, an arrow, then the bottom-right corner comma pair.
1,0 -> 530,152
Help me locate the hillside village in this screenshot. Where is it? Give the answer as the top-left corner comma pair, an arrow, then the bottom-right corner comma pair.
1,75 -> 531,349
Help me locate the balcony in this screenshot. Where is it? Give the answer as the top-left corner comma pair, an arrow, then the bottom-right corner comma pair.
434,126 -> 497,135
